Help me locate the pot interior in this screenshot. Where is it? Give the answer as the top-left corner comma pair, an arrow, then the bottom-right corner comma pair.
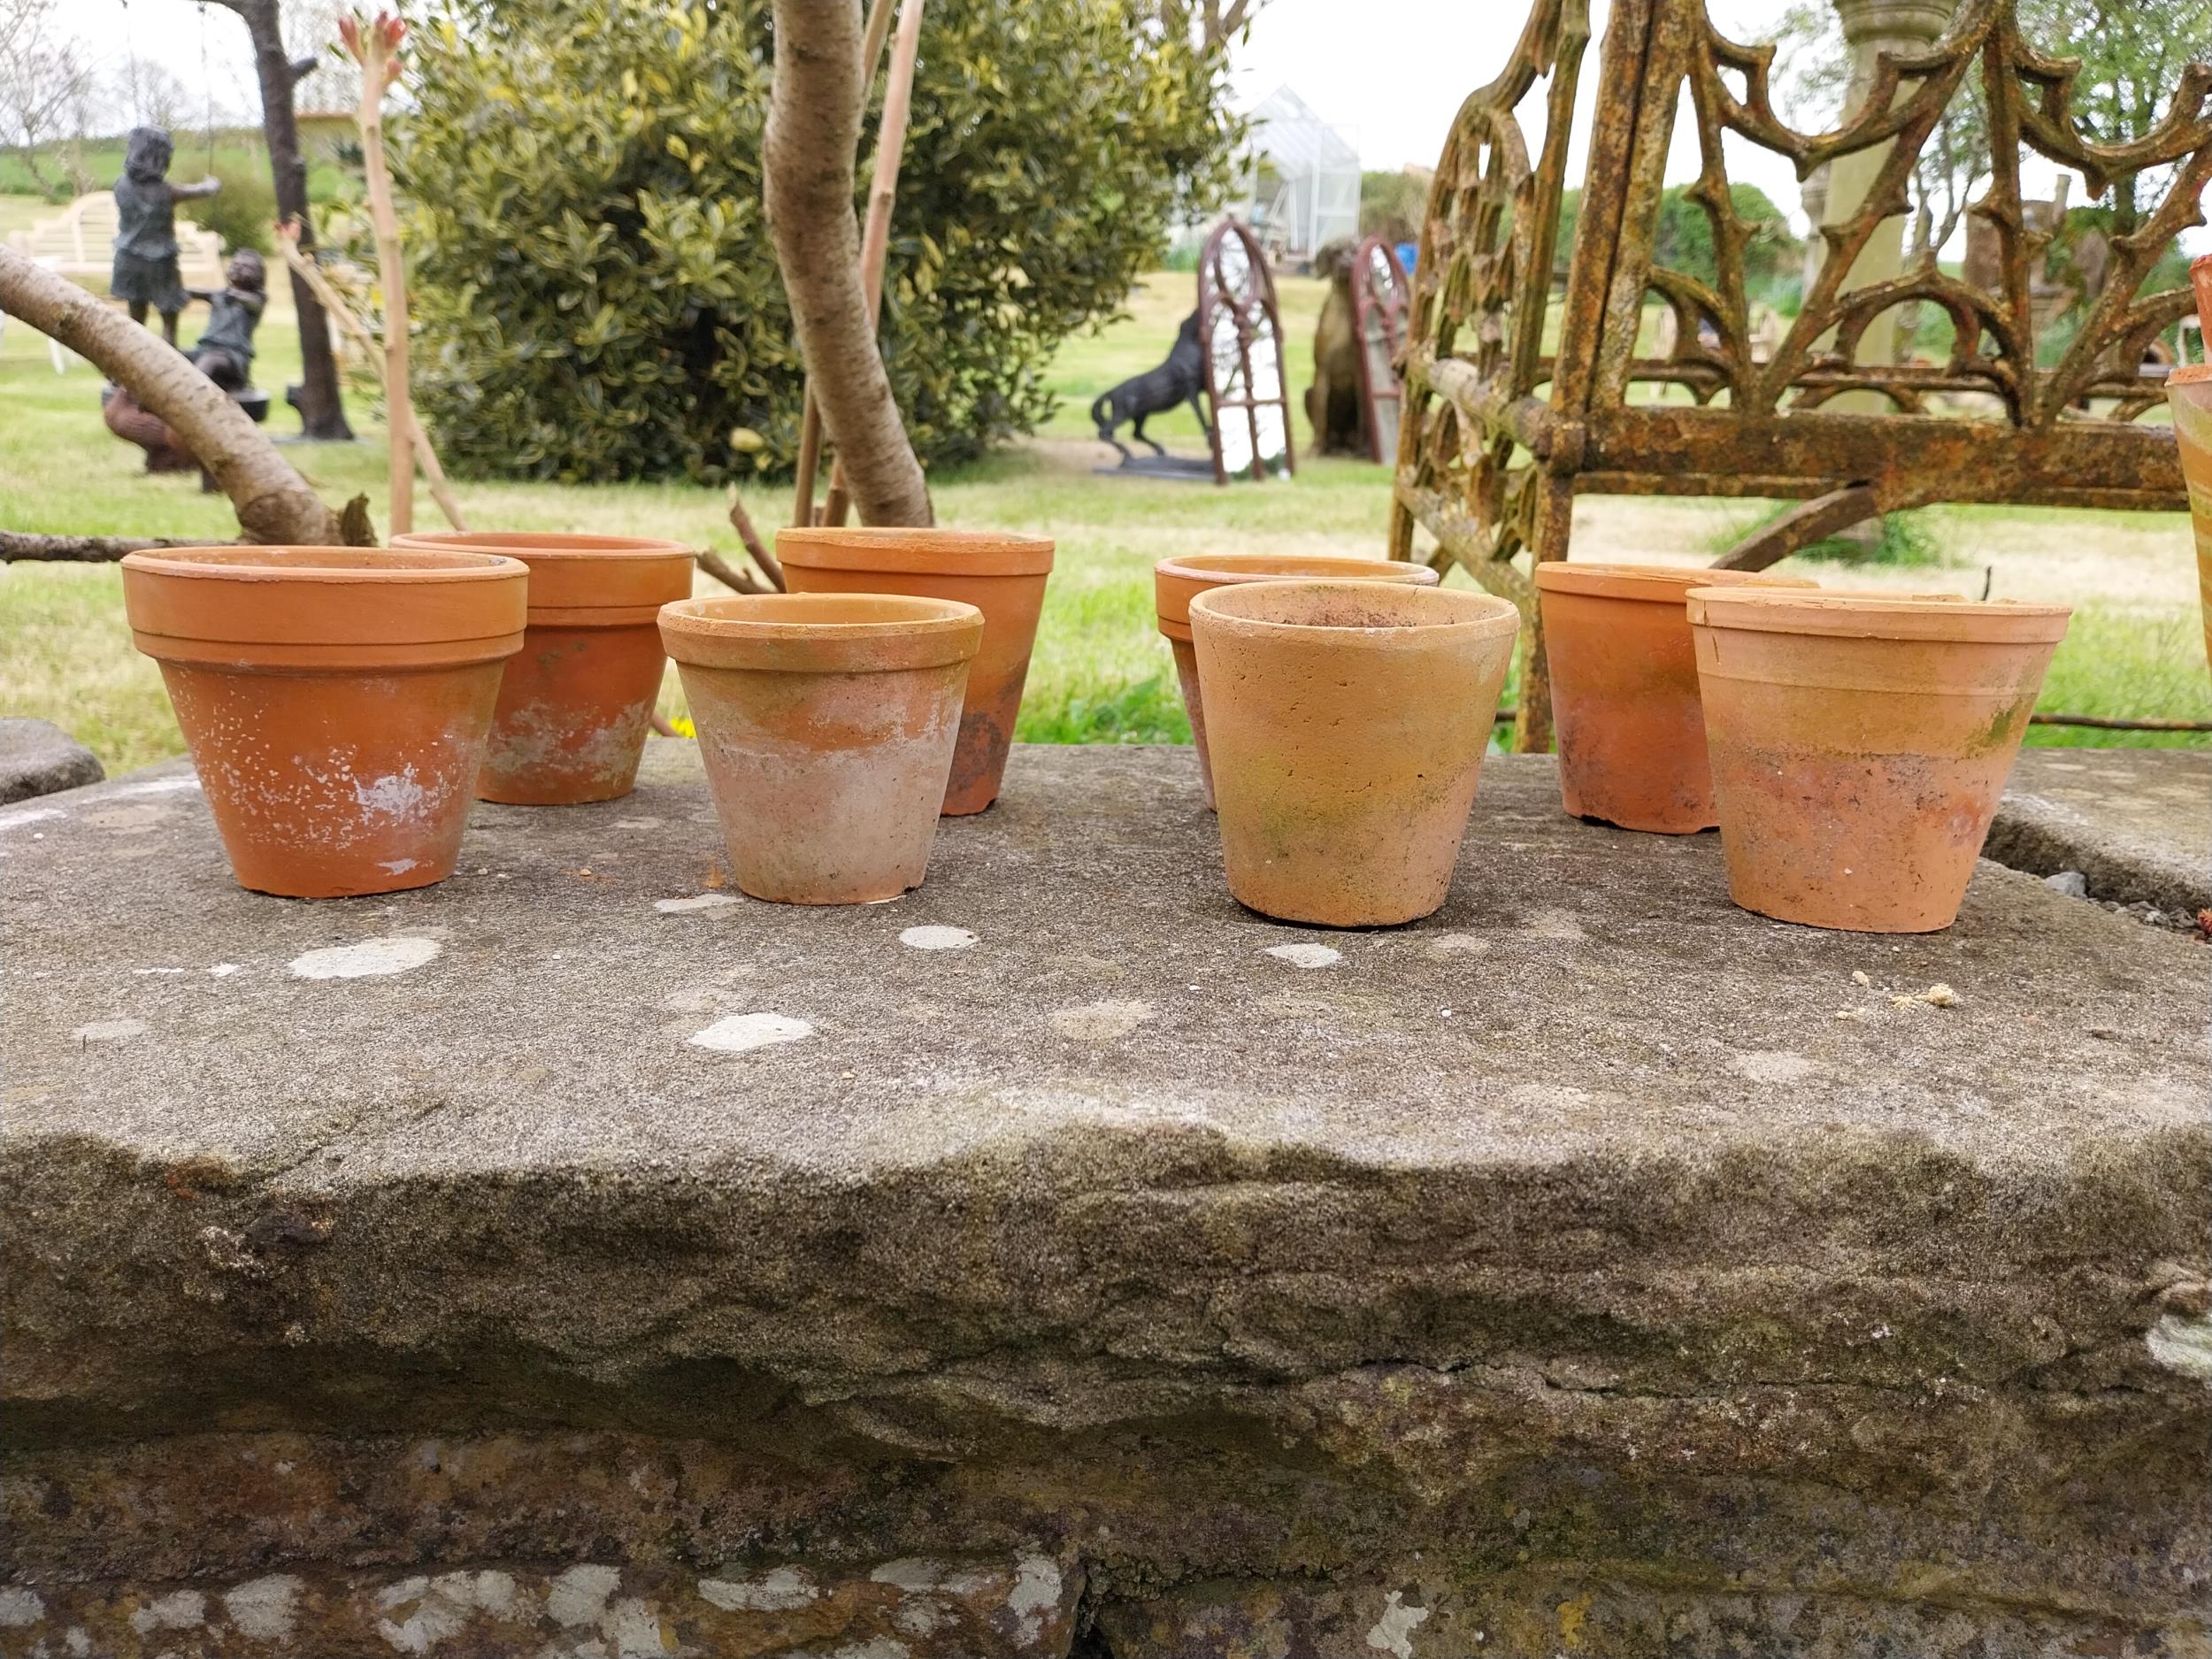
1192,580 -> 1517,634
1159,553 -> 1440,584
667,593 -> 979,633
127,545 -> 520,579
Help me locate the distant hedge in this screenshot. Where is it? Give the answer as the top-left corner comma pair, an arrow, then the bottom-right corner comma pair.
396,0 -> 1243,483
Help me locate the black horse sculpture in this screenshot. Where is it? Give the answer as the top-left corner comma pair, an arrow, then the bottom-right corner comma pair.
1093,310 -> 1210,463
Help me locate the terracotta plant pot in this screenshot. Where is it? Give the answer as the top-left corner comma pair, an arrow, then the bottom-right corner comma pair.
120,545 -> 527,898
659,593 -> 983,904
2165,364 -> 2212,672
1156,552 -> 1440,809
1190,580 -> 1520,926
1534,562 -> 1818,833
1687,588 -> 2070,933
777,528 -> 1053,815
392,532 -> 695,803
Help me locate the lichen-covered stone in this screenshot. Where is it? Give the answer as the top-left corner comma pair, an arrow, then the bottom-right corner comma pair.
3,745 -> 2207,1656
0,717 -> 102,804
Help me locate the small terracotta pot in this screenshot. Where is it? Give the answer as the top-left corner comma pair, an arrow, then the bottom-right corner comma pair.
2165,363 -> 2212,672
1688,587 -> 2070,933
121,545 -> 527,898
1156,553 -> 1440,809
659,593 -> 983,904
777,528 -> 1053,815
1535,562 -> 1818,833
1190,580 -> 1520,926
392,532 -> 695,803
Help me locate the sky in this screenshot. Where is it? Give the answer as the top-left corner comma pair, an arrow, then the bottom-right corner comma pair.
58,0 -> 2175,248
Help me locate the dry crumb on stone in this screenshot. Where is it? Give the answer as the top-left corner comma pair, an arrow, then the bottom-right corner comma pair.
1890,982 -> 1960,1010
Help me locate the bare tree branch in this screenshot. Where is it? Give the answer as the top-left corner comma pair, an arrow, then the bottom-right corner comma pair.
764,0 -> 931,527
3,531 -> 235,563
696,547 -> 770,595
726,490 -> 784,589
0,246 -> 344,544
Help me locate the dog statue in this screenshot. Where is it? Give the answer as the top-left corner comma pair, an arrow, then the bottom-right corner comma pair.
1304,239 -> 1365,457
1093,310 -> 1210,463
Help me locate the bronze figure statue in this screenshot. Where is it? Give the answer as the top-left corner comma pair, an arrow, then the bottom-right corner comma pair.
183,250 -> 267,392
111,127 -> 220,346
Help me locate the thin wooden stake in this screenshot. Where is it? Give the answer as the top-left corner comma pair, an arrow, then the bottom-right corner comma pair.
345,12 -> 417,537
822,0 -> 925,529
277,227 -> 468,533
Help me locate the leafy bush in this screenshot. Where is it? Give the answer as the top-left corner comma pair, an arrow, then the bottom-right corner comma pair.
1359,169 -> 1426,245
1555,181 -> 1801,290
395,0 -> 1244,483
180,159 -> 277,257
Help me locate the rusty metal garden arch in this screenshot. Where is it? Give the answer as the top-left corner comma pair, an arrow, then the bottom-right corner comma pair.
1388,0 -> 2210,749
1199,219 -> 1298,484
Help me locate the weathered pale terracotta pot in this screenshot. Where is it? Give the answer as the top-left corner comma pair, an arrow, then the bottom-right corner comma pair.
1535,561 -> 1817,833
393,532 -> 695,803
658,593 -> 983,904
777,527 -> 1052,815
1156,553 -> 1440,809
1190,580 -> 1520,926
1688,587 -> 2070,933
120,545 -> 527,898
2164,362 -> 2212,672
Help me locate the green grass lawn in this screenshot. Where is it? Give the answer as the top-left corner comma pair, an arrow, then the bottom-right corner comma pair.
3,266 -> 2207,773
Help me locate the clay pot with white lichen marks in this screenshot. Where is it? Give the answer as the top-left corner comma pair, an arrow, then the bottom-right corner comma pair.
1688,587 -> 2070,933
659,592 -> 982,904
776,527 -> 1052,816
393,532 -> 695,804
1191,580 -> 1520,927
121,545 -> 527,898
1156,552 -> 1439,810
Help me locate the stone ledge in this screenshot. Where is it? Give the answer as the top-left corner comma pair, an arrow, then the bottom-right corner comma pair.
1987,745 -> 2212,918
4,742 -> 2207,1656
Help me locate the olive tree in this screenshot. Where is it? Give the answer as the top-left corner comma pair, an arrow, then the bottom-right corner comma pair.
395,0 -> 1244,483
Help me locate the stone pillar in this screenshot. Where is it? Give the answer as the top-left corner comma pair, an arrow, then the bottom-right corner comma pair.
1800,164 -> 1830,295
1818,0 -> 1960,373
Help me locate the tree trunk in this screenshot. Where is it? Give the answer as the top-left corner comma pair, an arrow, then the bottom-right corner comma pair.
764,0 -> 931,528
0,246 -> 342,544
213,0 -> 353,442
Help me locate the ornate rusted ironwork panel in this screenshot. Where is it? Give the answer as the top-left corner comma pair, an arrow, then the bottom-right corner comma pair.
1199,219 -> 1297,484
1389,0 -> 2212,749
1352,234 -> 1413,464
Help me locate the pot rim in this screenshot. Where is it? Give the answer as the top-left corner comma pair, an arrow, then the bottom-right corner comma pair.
1535,561 -> 1816,601
390,531 -> 695,558
120,544 -> 527,584
776,526 -> 1055,576
1686,586 -> 2071,642
2169,363 -> 2212,388
1156,552 -> 1441,586
1189,579 -> 1521,642
659,592 -> 984,672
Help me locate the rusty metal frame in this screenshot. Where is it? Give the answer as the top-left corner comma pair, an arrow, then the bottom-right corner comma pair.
1351,234 -> 1413,464
1389,0 -> 2212,749
1198,219 -> 1298,485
